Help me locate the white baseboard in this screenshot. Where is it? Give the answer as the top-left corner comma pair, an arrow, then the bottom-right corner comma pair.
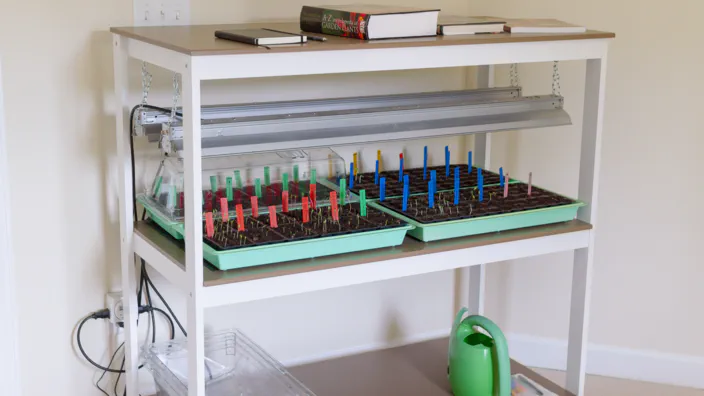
507,332 -> 704,390
284,329 -> 704,390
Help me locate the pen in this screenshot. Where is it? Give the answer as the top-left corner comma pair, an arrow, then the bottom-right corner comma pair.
262,28 -> 327,42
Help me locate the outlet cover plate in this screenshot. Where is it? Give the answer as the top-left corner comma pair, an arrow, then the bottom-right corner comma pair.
134,0 -> 190,27
106,292 -> 124,325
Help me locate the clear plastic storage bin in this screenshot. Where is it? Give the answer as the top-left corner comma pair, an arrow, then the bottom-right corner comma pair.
143,329 -> 316,396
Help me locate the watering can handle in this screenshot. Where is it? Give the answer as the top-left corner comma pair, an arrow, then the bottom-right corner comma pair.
448,307 -> 468,365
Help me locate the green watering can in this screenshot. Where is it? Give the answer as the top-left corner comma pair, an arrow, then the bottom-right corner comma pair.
448,308 -> 511,396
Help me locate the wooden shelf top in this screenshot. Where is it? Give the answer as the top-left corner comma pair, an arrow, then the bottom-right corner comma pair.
134,219 -> 592,288
111,22 -> 614,56
290,338 -> 575,396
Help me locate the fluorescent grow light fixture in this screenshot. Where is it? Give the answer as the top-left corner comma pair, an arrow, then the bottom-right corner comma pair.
134,87 -> 571,156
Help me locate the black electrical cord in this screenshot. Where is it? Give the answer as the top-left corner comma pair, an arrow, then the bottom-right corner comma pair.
114,356 -> 126,396
151,306 -> 175,340
142,264 -> 157,343
77,307 -> 162,374
142,263 -> 187,337
95,343 -> 124,396
77,313 -> 126,374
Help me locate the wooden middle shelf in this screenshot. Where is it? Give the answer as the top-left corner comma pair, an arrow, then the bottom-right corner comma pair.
290,338 -> 575,396
134,219 -> 592,288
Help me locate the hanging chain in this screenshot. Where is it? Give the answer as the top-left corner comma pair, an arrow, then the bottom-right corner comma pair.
140,62 -> 153,107
510,63 -> 521,87
168,73 -> 180,128
552,61 -> 561,97
160,73 -> 181,156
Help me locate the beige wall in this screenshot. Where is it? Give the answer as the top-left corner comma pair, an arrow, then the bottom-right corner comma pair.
0,1 -> 471,396
471,0 -> 704,356
2,0 -> 702,395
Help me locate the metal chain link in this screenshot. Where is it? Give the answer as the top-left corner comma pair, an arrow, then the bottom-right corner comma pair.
510,63 -> 521,87
552,61 -> 561,96
140,62 -> 153,107
160,73 -> 181,156
168,73 -> 180,128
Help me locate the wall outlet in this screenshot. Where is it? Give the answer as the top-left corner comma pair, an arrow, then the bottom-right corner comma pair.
133,0 -> 190,27
106,292 -> 124,325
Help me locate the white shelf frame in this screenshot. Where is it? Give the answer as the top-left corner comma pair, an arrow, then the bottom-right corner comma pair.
112,33 -> 610,396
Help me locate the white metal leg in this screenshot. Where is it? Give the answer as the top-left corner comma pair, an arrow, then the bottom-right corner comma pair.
466,65 -> 494,315
112,34 -> 139,396
566,57 -> 607,396
182,64 -> 206,396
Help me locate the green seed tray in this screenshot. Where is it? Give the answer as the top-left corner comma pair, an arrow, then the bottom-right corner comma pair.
138,196 -> 412,270
368,184 -> 584,242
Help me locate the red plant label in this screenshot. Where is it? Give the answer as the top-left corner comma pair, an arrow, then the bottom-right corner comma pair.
309,184 -> 317,209
269,206 -> 278,228
235,204 -> 245,231
250,196 -> 259,217
282,191 -> 289,212
205,212 -> 214,237
330,191 -> 339,221
302,197 -> 310,223
220,198 -> 229,221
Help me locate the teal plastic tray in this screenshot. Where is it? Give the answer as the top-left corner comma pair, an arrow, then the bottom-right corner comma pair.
139,197 -> 412,270
371,201 -> 582,242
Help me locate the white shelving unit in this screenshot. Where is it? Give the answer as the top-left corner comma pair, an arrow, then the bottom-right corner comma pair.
111,22 -> 613,396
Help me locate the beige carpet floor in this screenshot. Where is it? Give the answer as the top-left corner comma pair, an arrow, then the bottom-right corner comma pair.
535,368 -> 704,396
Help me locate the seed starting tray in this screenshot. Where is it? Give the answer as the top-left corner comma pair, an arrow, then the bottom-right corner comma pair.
372,182 -> 583,242
141,200 -> 412,270
349,165 -> 503,199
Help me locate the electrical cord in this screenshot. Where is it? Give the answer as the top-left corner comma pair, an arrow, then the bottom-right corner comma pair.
114,356 -> 126,396
142,264 -> 156,343
95,343 -> 123,396
151,307 -> 175,340
76,306 -> 166,374
142,261 -> 187,337
77,311 -> 125,374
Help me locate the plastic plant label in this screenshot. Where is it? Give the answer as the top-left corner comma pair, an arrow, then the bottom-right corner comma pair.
360,190 -> 367,217
330,191 -> 339,221
205,212 -> 215,237
309,184 -> 317,209
250,196 -> 259,218
282,191 -> 289,213
264,166 -> 271,186
220,198 -> 229,221
268,206 -> 278,228
226,177 -> 233,201
353,152 -> 358,175
234,170 -> 242,189
302,197 -> 310,223
205,191 -> 213,211
235,204 -> 244,231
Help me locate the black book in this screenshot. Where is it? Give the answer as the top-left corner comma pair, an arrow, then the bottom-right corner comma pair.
214,28 -> 307,46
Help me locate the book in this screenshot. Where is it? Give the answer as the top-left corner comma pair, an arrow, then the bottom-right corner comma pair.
214,28 -> 307,46
300,4 -> 440,40
503,18 -> 586,34
437,16 -> 506,35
